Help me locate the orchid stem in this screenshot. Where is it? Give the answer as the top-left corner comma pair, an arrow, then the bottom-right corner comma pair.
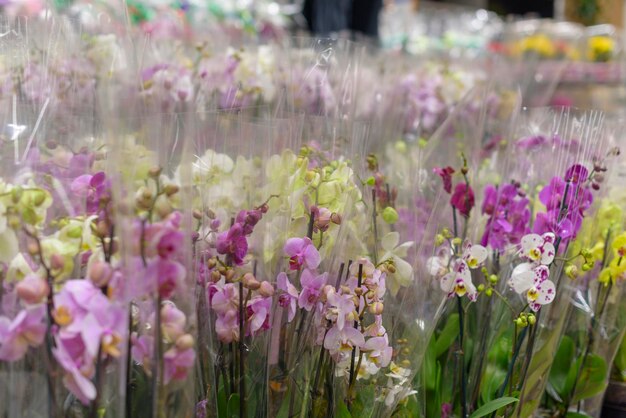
238,281 -> 246,418
457,296 -> 467,418
348,263 -> 364,410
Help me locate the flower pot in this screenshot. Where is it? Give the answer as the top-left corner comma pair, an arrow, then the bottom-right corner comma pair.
602,380 -> 626,418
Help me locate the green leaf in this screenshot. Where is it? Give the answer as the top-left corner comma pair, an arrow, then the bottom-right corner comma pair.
217,386 -> 228,418
424,338 -> 437,390
434,313 -> 459,358
569,354 -> 608,403
227,393 -> 241,418
336,400 -> 352,418
614,333 -> 626,374
275,394 -> 290,418
565,412 -> 593,418
469,397 -> 519,418
480,365 -> 507,404
549,335 -> 576,398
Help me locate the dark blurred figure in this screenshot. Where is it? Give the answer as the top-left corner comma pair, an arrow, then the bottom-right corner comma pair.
302,0 -> 384,38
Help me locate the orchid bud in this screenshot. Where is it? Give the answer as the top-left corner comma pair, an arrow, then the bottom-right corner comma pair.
50,254 -> 65,271
27,241 -> 39,256
582,263 -> 593,272
8,214 -> 20,229
365,290 -> 376,300
206,209 -> 216,219
340,285 -> 351,294
461,167 -> 469,175
207,258 -> 217,269
95,220 -> 110,238
66,224 -> 83,239
485,288 -> 493,297
163,184 -> 179,196
224,269 -> 235,282
434,234 -> 444,246
89,260 -> 113,287
176,334 -> 195,350
386,263 -> 396,274
381,207 -> 399,224
210,219 -> 221,231
477,284 -> 485,292
330,212 -> 342,225
31,190 -> 47,207
155,195 -> 173,218
489,275 -> 498,284
369,301 -> 384,315
243,273 -> 260,290
11,187 -> 22,204
323,285 -> 335,298
148,166 -> 162,178
211,270 -> 222,282
527,314 -> 536,325
451,237 -> 462,246
16,275 -> 49,304
193,210 -> 203,220
565,264 -> 579,279
258,281 -> 275,297
259,203 -> 269,214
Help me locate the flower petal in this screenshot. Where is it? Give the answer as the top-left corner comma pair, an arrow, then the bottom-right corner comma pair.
509,263 -> 535,294
537,280 -> 556,305
521,234 -> 542,253
381,232 -> 400,252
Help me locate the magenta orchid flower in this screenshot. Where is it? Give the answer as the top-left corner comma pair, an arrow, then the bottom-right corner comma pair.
146,258 -> 186,299
284,237 -> 321,271
434,166 -> 455,194
70,171 -> 109,214
216,224 -> 248,266
450,182 -> 475,217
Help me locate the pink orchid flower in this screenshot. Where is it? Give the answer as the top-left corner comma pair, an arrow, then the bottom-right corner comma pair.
15,274 -> 49,304
160,302 -> 187,342
277,272 -> 298,322
325,292 -> 356,331
363,336 -> 393,368
53,337 -> 97,405
284,237 -> 321,271
215,310 -> 239,343
323,324 -> 365,357
164,346 -> 196,384
146,258 -> 186,299
298,269 -> 328,311
0,306 -> 46,361
211,283 -> 240,316
246,296 -> 272,336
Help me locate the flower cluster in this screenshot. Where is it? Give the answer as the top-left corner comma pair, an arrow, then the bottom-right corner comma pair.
533,164 -> 593,242
480,182 -> 531,251
509,233 -> 556,311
